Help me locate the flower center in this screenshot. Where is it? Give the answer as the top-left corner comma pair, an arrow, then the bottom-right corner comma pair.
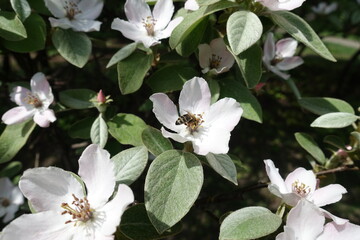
292,180 -> 311,197
24,93 -> 43,108
61,194 -> 93,225
210,54 -> 222,69
270,56 -> 283,65
64,1 -> 82,20
142,16 -> 157,36
1,197 -> 10,207
176,112 -> 204,133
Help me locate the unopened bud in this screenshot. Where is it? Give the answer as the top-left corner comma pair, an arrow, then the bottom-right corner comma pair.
97,90 -> 106,104
254,83 -> 265,92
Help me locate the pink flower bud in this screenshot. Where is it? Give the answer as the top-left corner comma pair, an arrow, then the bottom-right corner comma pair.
97,90 -> 106,104
254,83 -> 265,92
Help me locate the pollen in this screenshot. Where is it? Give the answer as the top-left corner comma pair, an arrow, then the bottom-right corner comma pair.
210,54 -> 222,69
142,16 -> 157,36
61,194 -> 93,225
64,1 -> 82,20
292,180 -> 311,197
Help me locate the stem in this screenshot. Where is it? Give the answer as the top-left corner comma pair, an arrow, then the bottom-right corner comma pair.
316,166 -> 359,176
285,78 -> 302,100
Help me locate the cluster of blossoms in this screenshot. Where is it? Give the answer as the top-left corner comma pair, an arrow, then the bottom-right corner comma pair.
264,160 -> 360,239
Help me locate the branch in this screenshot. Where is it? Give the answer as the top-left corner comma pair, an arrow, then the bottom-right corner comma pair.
316,166 -> 359,176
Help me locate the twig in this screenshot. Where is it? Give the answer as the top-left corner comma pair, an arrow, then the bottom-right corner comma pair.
316,166 -> 359,176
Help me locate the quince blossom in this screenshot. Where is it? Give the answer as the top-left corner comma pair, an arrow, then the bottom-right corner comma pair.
263,33 -> 304,80
1,72 -> 56,128
0,144 -> 134,240
255,0 -> 305,11
111,0 -> 183,48
44,0 -> 104,32
198,38 -> 235,75
150,77 -> 243,155
0,178 -> 24,223
276,199 -> 360,240
185,0 -> 199,11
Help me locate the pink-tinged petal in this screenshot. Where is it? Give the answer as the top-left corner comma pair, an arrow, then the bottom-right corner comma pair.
30,73 -> 52,102
1,106 -> 35,125
320,208 -> 349,225
318,222 -> 360,240
210,38 -> 227,56
185,0 -> 200,11
153,0 -> 174,31
11,186 -> 24,205
111,18 -> 149,44
217,51 -> 235,73
99,184 -> 134,236
78,144 -> 116,209
77,0 -> 104,19
179,77 -> 211,115
124,0 -> 151,24
0,211 -> 73,240
2,205 -> 18,223
256,0 -> 305,11
275,38 -> 298,58
48,17 -> 73,30
264,32 -> 275,62
269,65 -> 291,80
264,160 -> 288,194
198,43 -> 212,69
33,110 -> 56,128
69,19 -> 102,32
311,184 -> 347,207
156,17 -> 183,40
280,192 -> 301,206
276,227 -> 296,240
204,97 -> 242,132
19,167 -> 84,212
161,127 -> 188,143
192,127 -> 230,155
149,93 -> 183,132
0,178 -> 14,198
10,86 -> 31,106
284,167 -> 316,195
276,56 -> 303,71
44,0 -> 67,18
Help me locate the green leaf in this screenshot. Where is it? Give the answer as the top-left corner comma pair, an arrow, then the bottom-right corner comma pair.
219,78 -> 263,123
0,11 -> 27,41
68,117 -> 95,139
106,42 -> 138,68
108,113 -> 147,146
323,135 -> 346,149
59,89 -> 97,109
298,97 -> 355,115
117,51 -> 153,94
209,78 -> 220,104
141,126 -> 173,156
0,161 -> 22,178
0,120 -> 36,164
205,153 -> 238,185
90,114 -> 108,148
270,11 -> 336,62
227,11 -> 263,55
233,44 -> 262,88
11,0 -> 31,22
169,1 -> 239,48
219,207 -> 282,240
295,132 -> 326,164
120,204 -> 182,240
147,65 -> 198,93
145,150 -> 203,233
111,146 -> 148,185
3,13 -> 46,53
311,112 -> 358,128
52,28 -> 92,68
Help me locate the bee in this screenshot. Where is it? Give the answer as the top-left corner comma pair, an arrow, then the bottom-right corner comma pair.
176,112 -> 203,132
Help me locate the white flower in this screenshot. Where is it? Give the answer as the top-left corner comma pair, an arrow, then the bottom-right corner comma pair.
276,199 -> 360,240
311,2 -> 338,15
0,144 -> 134,240
263,32 -> 304,80
0,178 -> 24,223
111,0 -> 183,48
198,38 -> 235,75
255,0 -> 306,11
150,77 -> 243,155
185,0 -> 199,11
44,0 -> 104,32
1,72 -> 56,128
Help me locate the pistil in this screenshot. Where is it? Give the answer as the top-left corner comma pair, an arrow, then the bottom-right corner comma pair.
142,16 -> 157,36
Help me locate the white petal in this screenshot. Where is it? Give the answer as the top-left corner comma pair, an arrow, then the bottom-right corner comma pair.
257,0 -> 305,11
279,192 -> 301,206
19,167 -> 84,212
161,127 -> 188,143
269,65 -> 291,80
153,0 -> 174,31
276,227 -> 296,240
179,77 -> 211,115
44,0 -> 66,18
2,205 -> 18,223
217,51 -> 235,73
78,144 -> 116,209
0,178 -> 14,198
275,38 -> 298,58
124,0 -> 151,24
320,209 -> 349,225
1,106 -> 35,125
204,97 -> 242,132
30,73 -> 54,104
284,167 -> 316,195
192,126 -> 231,155
33,110 -> 56,128
111,18 -> 150,44
276,56 -> 303,71
264,32 -> 275,61
311,184 -> 347,207
69,19 -> 102,32
10,86 -> 31,106
263,160 -> 288,194
48,17 -> 73,30
198,43 -> 211,69
10,185 -> 24,205
0,211 -> 73,240
98,184 -> 134,235
318,222 -> 360,240
210,38 -> 227,56
185,0 -> 200,11
149,93 -> 183,132
77,0 -> 104,19
156,17 -> 183,40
